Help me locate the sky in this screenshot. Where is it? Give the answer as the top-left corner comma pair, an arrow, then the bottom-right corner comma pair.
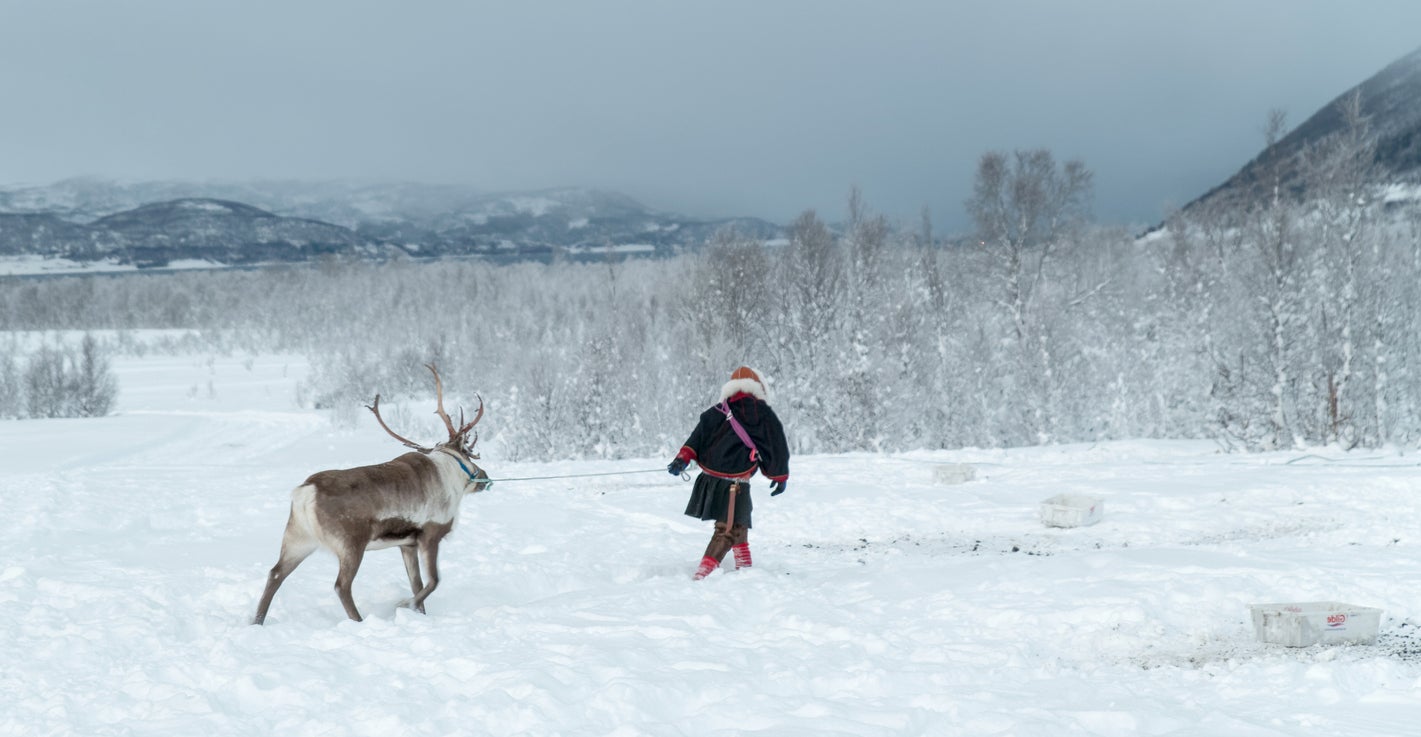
2,1 -> 1420,233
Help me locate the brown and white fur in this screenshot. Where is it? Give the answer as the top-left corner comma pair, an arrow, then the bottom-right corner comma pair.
252,365 -> 488,624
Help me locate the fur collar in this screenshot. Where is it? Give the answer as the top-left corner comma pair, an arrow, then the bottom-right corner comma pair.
720,377 -> 767,402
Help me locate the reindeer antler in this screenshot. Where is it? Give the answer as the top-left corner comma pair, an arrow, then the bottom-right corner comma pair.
365,394 -> 430,451
365,368 -> 483,454
455,395 -> 484,438
425,364 -> 459,439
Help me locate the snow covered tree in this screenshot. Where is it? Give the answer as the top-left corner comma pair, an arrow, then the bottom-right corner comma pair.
966,148 -> 1093,442
966,149 -> 1093,341
676,229 -> 774,398
71,334 -> 119,417
0,348 -> 20,419
23,346 -> 66,418
839,188 -> 896,449
1300,91 -> 1377,446
1218,111 -> 1304,449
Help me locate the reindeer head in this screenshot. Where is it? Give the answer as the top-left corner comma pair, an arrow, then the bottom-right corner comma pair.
365,364 -> 484,462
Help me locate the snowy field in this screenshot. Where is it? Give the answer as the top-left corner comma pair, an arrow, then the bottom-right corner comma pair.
0,255 -> 226,277
3,349 -> 1421,736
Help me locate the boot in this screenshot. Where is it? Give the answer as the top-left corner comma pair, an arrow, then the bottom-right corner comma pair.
696,521 -> 746,580
692,556 -> 719,580
732,542 -> 752,570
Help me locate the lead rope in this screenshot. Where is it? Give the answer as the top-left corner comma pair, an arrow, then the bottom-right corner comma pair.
462,467 -> 668,490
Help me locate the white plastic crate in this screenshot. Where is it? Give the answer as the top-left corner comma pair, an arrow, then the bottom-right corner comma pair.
932,463 -> 977,485
1248,601 -> 1382,647
1038,494 -> 1103,528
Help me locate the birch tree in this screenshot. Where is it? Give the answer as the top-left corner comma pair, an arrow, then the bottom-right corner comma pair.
1304,91 -> 1377,445
840,188 -> 894,449
1234,110 -> 1303,449
773,209 -> 844,450
966,148 -> 1092,441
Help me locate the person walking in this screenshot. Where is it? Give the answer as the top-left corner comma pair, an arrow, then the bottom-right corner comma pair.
667,366 -> 790,580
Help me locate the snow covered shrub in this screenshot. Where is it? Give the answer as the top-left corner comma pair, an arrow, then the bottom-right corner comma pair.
20,335 -> 118,419
301,344 -> 455,431
0,350 -> 20,419
71,334 -> 119,417
23,346 -> 68,418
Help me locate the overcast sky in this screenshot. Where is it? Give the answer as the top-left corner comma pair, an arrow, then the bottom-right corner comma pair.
2,1 -> 1419,232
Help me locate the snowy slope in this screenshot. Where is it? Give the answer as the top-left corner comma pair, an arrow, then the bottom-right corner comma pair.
1185,45 -> 1421,216
2,350 -> 1420,736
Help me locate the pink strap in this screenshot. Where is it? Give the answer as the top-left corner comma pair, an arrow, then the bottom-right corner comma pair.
718,401 -> 760,463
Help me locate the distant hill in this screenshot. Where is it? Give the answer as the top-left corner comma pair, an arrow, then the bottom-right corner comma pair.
0,198 -> 391,268
94,198 -> 393,267
0,181 -> 784,270
1183,45 -> 1421,214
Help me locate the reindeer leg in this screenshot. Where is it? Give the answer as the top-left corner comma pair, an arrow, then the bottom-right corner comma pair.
397,543 -> 426,613
409,527 -> 449,613
252,521 -> 318,625
401,544 -> 425,595
333,544 -> 366,622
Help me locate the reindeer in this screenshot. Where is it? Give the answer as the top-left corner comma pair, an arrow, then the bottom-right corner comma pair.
252,365 -> 489,624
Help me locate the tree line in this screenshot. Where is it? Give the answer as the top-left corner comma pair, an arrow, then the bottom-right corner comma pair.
3,103 -> 1418,456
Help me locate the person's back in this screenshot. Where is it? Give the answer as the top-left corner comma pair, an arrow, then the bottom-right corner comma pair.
667,366 -> 790,580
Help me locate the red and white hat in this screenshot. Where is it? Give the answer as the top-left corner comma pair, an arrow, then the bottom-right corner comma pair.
720,366 -> 767,402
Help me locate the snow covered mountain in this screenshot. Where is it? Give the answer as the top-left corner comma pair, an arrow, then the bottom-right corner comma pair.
1185,44 -> 1421,213
0,181 -> 783,268
0,197 -> 391,267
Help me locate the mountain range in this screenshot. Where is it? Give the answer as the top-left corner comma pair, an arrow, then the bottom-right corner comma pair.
0,181 -> 782,269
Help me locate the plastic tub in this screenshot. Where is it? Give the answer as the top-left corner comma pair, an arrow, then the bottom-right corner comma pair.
1039,494 -> 1103,528
1248,601 -> 1382,647
932,464 -> 977,485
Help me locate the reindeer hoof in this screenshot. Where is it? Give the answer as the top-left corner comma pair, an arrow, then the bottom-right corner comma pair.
396,598 -> 427,614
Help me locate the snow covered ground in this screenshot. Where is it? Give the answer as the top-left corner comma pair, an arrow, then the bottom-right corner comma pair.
0,255 -> 226,277
3,350 -> 1421,736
